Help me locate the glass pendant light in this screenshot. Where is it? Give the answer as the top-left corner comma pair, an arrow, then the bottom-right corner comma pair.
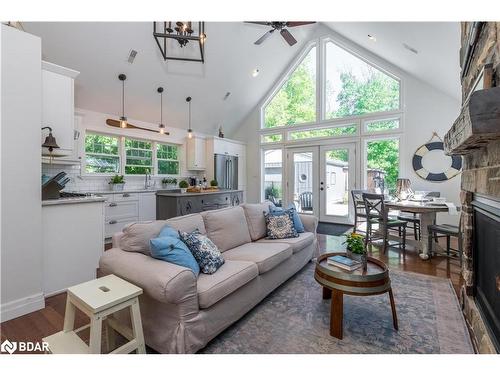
186,96 -> 193,138
158,87 -> 166,134
118,74 -> 127,128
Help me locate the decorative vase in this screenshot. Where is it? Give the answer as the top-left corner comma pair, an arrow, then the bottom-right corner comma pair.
111,183 -> 125,191
180,188 -> 187,194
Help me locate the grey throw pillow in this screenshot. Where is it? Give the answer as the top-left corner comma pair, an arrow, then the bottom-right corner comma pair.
264,211 -> 299,239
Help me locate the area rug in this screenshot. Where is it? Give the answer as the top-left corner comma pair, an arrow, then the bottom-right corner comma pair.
200,263 -> 473,354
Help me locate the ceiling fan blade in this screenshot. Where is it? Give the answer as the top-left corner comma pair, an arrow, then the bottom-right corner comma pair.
285,21 -> 316,27
254,29 -> 275,45
106,119 -> 170,135
280,29 -> 297,46
245,21 -> 272,26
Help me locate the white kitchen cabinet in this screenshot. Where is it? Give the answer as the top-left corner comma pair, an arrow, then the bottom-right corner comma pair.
139,192 -> 157,221
41,61 -> 79,158
186,136 -> 206,170
42,201 -> 105,296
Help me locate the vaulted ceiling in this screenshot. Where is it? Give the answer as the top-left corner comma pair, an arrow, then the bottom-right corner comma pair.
23,22 -> 460,137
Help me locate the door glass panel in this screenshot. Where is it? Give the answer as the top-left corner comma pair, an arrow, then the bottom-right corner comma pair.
324,148 -> 349,217
366,138 -> 399,194
293,152 -> 314,213
263,149 -> 283,206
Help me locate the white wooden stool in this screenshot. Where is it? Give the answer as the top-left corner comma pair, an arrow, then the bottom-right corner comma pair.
43,274 -> 145,354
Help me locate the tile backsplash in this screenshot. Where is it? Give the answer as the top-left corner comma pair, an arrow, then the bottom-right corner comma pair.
42,163 -> 202,192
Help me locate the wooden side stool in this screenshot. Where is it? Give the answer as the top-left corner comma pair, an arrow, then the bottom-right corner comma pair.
43,274 -> 145,354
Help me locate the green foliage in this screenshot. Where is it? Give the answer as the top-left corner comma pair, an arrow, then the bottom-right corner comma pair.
343,233 -> 365,254
264,48 -> 316,128
179,180 -> 189,189
210,180 -> 218,187
265,184 -> 281,199
85,133 -> 120,174
109,175 -> 125,184
162,177 -> 177,185
290,125 -> 356,140
367,139 -> 399,192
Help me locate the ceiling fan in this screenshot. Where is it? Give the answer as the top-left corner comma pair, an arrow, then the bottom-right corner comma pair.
246,22 -> 316,46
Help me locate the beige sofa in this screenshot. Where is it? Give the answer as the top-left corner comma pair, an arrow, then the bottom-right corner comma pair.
99,202 -> 318,353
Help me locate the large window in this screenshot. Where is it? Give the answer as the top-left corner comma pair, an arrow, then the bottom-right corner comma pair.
264,46 -> 317,128
124,138 -> 153,175
365,138 -> 400,194
157,143 -> 179,175
324,41 -> 400,120
84,133 -> 120,174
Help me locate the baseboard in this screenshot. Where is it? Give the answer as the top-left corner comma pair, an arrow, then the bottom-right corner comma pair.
0,292 -> 45,323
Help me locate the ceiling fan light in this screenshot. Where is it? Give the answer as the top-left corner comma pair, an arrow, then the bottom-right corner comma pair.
187,128 -> 193,138
119,116 -> 128,128
159,123 -> 165,134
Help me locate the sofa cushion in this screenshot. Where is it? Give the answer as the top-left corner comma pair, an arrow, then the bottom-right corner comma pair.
269,204 -> 305,233
197,260 -> 258,309
242,201 -> 275,241
264,211 -> 299,239
257,232 -> 315,254
223,242 -> 292,274
120,220 -> 167,255
166,213 -> 206,235
150,234 -> 200,276
179,229 -> 225,275
202,206 -> 251,252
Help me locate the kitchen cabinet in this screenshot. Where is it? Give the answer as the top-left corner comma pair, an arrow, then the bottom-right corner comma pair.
41,61 -> 79,158
42,200 -> 105,296
186,136 -> 206,170
139,192 -> 156,221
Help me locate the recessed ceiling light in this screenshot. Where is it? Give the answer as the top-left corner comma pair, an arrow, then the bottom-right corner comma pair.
252,68 -> 260,77
367,34 -> 377,42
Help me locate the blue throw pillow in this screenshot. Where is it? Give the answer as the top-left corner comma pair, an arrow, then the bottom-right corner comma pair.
157,224 -> 180,239
179,229 -> 225,275
150,235 -> 200,276
269,204 -> 305,233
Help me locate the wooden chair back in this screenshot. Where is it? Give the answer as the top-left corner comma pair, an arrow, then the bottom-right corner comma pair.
362,193 -> 387,223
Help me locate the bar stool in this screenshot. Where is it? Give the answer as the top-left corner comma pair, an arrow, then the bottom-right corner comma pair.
43,274 -> 145,354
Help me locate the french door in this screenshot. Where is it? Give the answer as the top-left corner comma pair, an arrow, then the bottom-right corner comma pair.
285,143 -> 356,224
319,143 -> 356,224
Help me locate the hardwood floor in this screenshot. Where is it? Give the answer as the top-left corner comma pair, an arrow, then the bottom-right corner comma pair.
1,232 -> 462,354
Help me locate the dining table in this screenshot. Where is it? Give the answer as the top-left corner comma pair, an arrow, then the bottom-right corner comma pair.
383,200 -> 452,260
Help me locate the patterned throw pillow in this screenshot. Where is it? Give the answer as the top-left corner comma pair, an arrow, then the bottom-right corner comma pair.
179,229 -> 225,274
264,211 -> 299,239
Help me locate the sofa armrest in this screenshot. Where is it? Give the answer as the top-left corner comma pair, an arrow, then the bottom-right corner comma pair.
112,232 -> 124,248
299,214 -> 318,234
99,248 -> 198,306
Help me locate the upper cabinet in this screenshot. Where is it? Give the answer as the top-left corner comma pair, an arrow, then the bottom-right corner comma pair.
41,61 -> 79,158
186,136 -> 207,170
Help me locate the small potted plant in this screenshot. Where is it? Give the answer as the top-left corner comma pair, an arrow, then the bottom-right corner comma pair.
162,177 -> 177,189
109,175 -> 125,191
179,180 -> 189,194
344,232 -> 367,271
210,179 -> 218,189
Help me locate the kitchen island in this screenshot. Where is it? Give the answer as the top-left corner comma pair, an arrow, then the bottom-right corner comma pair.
156,189 -> 244,219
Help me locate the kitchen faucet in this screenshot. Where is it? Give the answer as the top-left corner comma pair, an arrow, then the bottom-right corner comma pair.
145,171 -> 153,189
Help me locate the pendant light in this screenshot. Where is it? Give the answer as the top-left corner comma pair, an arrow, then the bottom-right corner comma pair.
118,74 -> 127,128
158,87 -> 166,134
186,96 -> 193,139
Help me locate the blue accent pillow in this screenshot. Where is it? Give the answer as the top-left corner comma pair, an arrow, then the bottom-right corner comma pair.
179,229 -> 225,274
158,224 -> 180,239
150,234 -> 200,277
269,204 -> 305,233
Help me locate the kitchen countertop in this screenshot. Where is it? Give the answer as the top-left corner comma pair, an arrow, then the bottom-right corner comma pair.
156,189 -> 243,197
42,196 -> 107,206
81,188 -> 177,195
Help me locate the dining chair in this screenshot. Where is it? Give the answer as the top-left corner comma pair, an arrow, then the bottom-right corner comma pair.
351,189 -> 368,233
299,191 -> 313,212
397,191 -> 441,240
362,193 -> 407,254
428,214 -> 463,266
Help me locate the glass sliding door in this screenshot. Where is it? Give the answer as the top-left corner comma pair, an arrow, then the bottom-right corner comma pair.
319,143 -> 356,224
365,138 -> 400,195
287,147 -> 319,215
262,148 -> 284,206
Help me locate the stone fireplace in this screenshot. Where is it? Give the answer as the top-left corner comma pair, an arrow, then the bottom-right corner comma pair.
444,22 -> 500,353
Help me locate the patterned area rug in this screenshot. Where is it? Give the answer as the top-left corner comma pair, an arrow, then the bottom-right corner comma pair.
201,263 -> 473,354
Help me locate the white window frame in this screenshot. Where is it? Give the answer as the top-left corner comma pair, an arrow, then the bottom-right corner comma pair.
260,145 -> 285,202
82,131 -> 122,177
156,142 -> 181,177
123,137 -> 154,176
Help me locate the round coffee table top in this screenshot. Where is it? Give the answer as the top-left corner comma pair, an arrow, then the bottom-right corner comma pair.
314,252 -> 391,295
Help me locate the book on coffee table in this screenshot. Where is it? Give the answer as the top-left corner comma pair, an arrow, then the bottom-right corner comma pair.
327,255 -> 362,271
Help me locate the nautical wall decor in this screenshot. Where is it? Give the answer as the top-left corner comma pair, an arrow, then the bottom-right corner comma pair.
412,132 -> 462,182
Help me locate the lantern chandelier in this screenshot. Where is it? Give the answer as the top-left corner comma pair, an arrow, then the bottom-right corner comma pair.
153,22 -> 206,63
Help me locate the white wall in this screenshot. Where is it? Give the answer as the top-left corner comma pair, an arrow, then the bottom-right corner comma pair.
231,32 -> 461,225
1,25 -> 44,322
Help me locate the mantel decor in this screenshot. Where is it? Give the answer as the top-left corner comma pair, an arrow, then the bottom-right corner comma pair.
412,132 -> 462,182
153,22 -> 206,63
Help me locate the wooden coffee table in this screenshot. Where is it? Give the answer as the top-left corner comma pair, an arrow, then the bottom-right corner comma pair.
314,252 -> 398,339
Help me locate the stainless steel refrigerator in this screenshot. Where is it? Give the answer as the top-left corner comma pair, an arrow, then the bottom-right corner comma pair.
214,154 -> 238,190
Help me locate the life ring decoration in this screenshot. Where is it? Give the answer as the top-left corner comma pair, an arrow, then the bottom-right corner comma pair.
412,141 -> 462,182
